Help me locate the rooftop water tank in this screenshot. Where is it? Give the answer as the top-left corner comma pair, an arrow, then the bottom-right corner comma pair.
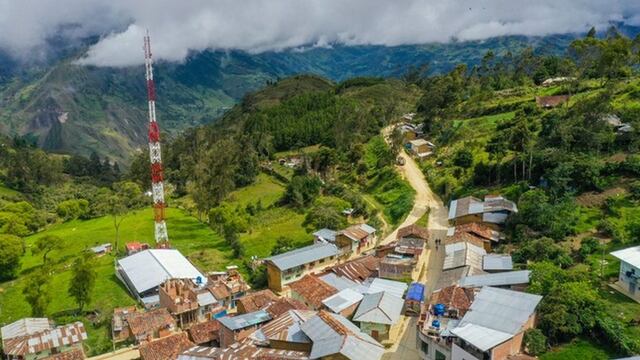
432,320 -> 441,329
434,303 -> 446,316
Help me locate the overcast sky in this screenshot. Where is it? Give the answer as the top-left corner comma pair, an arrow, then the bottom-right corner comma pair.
1,0 -> 639,67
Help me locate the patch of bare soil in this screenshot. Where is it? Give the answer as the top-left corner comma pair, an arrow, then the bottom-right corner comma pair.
576,186 -> 627,207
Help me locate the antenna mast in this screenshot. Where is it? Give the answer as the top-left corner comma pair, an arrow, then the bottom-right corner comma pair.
143,31 -> 170,248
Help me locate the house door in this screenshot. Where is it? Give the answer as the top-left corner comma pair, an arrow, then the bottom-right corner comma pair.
630,280 -> 637,295
371,330 -> 379,340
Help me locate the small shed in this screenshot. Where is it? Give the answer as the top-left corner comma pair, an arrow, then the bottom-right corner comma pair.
404,283 -> 425,316
90,243 -> 112,256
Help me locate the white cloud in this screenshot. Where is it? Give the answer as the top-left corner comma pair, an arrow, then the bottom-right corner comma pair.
0,0 -> 638,67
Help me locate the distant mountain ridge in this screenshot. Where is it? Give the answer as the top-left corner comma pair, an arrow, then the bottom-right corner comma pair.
1,27 -> 638,163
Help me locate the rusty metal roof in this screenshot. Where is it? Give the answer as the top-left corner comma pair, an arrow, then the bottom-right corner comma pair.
2,321 -> 86,357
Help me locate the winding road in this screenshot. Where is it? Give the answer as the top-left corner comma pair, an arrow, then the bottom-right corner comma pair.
381,125 -> 449,359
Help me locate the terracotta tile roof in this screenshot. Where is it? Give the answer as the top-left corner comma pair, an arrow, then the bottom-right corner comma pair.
430,286 -> 475,316
41,348 -> 85,360
208,283 -> 231,300
2,321 -> 87,357
397,224 -> 430,241
125,308 -> 175,337
455,223 -> 502,242
289,275 -> 337,309
188,320 -> 220,345
327,255 -> 380,283
237,289 -> 278,313
139,332 -> 194,360
265,297 -> 308,318
446,231 -> 487,249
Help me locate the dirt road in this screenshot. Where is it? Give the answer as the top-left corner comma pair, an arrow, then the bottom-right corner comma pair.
381,125 -> 448,359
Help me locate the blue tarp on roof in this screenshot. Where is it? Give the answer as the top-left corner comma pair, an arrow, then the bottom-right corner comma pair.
406,282 -> 425,302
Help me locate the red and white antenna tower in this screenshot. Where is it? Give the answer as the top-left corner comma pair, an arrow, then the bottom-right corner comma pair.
143,31 -> 170,248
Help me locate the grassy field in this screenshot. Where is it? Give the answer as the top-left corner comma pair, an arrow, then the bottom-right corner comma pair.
541,339 -> 616,360
0,207 -> 233,355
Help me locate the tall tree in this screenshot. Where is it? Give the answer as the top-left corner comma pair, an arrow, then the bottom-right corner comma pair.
33,235 -> 65,264
99,182 -> 145,254
22,266 -> 50,317
68,254 -> 97,313
0,234 -> 23,281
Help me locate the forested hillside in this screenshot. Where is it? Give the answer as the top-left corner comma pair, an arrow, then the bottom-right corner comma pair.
403,28 -> 640,358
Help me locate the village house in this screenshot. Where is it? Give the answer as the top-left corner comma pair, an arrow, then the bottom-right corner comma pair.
448,223 -> 503,252
448,195 -> 517,230
124,307 -> 176,343
90,243 -> 112,256
396,224 -> 429,258
112,306 -> 138,342
335,223 -> 377,255
417,285 -> 475,360
379,255 -> 416,281
125,241 -> 149,255
405,282 -> 426,316
116,249 -> 206,307
187,320 -> 220,346
217,310 -> 271,348
353,291 -> 404,344
610,245 -> 640,302
323,255 -> 381,283
159,278 -> 222,328
602,114 -> 634,134
251,309 -> 317,352
138,332 -> 194,360
443,242 -> 486,271
535,95 -> 570,108
482,254 -> 514,273
207,266 -> 250,310
460,270 -> 531,291
408,138 -> 435,158
1,318 -> 87,360
235,289 -> 278,314
265,243 -> 339,292
300,310 -> 385,360
364,277 -> 408,299
312,228 -> 338,244
289,274 -> 338,310
321,288 -> 364,318
263,297 -> 309,318
398,121 -> 423,142
177,342 -> 310,359
450,287 -> 542,360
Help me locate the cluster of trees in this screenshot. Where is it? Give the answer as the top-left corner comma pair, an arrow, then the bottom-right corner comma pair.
64,152 -> 121,184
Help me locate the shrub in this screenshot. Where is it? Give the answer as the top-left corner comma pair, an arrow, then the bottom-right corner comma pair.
523,328 -> 547,356
453,148 -> 473,168
56,199 -> 89,221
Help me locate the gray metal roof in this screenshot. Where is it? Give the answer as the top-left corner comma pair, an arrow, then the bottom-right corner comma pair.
460,270 -> 531,288
353,292 -> 403,325
218,310 -> 271,331
313,229 -> 337,243
453,287 -> 542,351
443,242 -> 486,270
196,291 -> 217,307
1,318 -> 52,341
611,246 -> 640,268
359,223 -> 376,234
322,289 -> 363,313
482,254 -> 513,271
266,243 -> 339,271
117,249 -> 206,294
319,273 -> 359,291
300,312 -> 384,360
364,278 -> 408,298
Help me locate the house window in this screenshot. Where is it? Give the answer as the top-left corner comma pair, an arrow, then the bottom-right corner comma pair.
435,350 -> 446,360
420,340 -> 428,354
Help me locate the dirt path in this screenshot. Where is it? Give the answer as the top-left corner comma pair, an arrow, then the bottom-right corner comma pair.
380,125 -> 448,359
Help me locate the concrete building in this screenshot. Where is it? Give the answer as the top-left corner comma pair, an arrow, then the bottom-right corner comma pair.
450,287 -> 542,360
265,243 -> 339,292
353,291 -> 404,343
218,310 -> 271,348
116,249 -> 206,307
159,278 -> 222,328
460,270 -> 531,291
611,246 -> 640,302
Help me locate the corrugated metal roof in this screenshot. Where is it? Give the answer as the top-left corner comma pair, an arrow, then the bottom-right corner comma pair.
313,228 -> 337,243
353,292 -> 403,325
322,289 -> 363,313
251,310 -> 315,344
443,242 -> 486,270
265,243 -> 339,271
117,249 -> 205,294
218,310 -> 271,331
1,318 -> 52,341
196,292 -> 217,307
448,195 -> 517,221
300,311 -> 384,360
453,286 -> 542,350
359,224 -> 376,235
611,246 -> 640,268
364,278 -> 408,298
460,270 -> 530,288
482,254 -> 513,271
319,273 -> 358,291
